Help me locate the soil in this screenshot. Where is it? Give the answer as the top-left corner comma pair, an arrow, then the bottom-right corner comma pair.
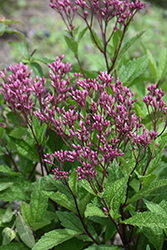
0,0 -> 57,68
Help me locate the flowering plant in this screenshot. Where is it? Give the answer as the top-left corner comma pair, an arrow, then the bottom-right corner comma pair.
1,1 -> 167,250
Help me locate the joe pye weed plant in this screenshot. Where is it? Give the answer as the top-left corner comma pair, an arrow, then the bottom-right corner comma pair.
1,0 -> 167,249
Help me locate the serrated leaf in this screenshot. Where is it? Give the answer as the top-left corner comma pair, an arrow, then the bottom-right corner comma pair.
0,22 -> 5,35
43,191 -> 77,213
28,116 -> 47,145
143,227 -> 164,250
2,227 -> 16,245
0,182 -> 13,191
31,220 -> 51,231
30,178 -> 48,223
146,245 -> 151,250
144,199 -> 167,217
147,49 -> 157,78
78,27 -> 88,43
119,55 -> 148,84
2,203 -> 15,223
16,213 -> 35,248
103,176 -> 128,208
68,169 -> 77,197
64,35 -> 78,55
54,237 -> 88,250
80,179 -> 96,196
128,179 -> 167,204
85,203 -> 106,218
56,211 -> 84,232
112,29 -> 123,50
105,220 -> 117,243
8,41 -> 29,57
0,243 -> 29,250
9,127 -> 26,139
117,30 -> 146,60
32,229 -> 80,250
32,57 -> 54,65
0,176 -> 31,202
4,27 -> 27,44
30,62 -> 43,78
122,211 -> 167,228
73,26 -> 80,37
9,136 -> 39,162
21,201 -> 32,225
84,245 -> 121,250
78,192 -> 93,216
157,47 -> 167,82
90,29 -> 103,51
0,126 -> 5,139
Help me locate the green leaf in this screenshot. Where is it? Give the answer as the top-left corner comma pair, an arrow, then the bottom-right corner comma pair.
128,179 -> 167,204
90,29 -> 103,51
80,179 -> 96,196
0,23 -> 5,35
0,165 -> 21,177
157,47 -> 167,82
9,137 -> 39,162
9,127 -> 26,139
144,199 -> 167,217
103,176 -> 128,208
16,213 -> 35,249
118,30 -> 146,60
30,62 -> 43,78
31,220 -> 51,231
28,116 -> 47,145
73,26 -> 80,38
2,204 -> 15,223
54,238 -> 88,250
0,182 -> 13,191
85,203 -> 106,218
2,227 -> 16,245
78,192 -> 93,216
146,245 -> 151,250
56,211 -> 84,232
78,27 -> 88,43
30,178 -> 48,223
112,29 -> 123,50
84,245 -> 121,250
68,169 -> 77,197
0,19 -> 24,24
21,201 -> 32,225
0,243 -> 29,250
0,176 -> 31,202
119,55 -> 148,84
64,35 -> 78,55
4,27 -> 27,44
143,227 -> 164,250
43,191 -> 77,213
147,49 -> 157,78
105,220 -> 117,243
0,126 -> 5,139
32,229 -> 80,250
31,57 -> 54,65
8,41 -> 29,57
147,135 -> 167,174
122,211 -> 167,228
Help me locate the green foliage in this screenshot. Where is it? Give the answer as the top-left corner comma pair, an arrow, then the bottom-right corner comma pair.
1,2 -> 167,250
32,229 -> 80,250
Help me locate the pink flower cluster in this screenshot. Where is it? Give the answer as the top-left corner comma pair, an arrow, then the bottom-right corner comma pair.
50,0 -> 145,31
0,56 -> 163,185
143,84 -> 167,135
35,62 -> 156,183
0,56 -> 74,126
